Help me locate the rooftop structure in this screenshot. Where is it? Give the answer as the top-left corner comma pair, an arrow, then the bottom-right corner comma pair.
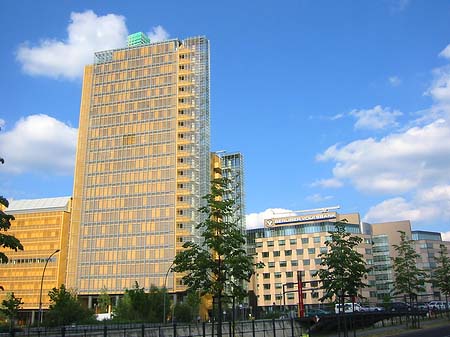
127,32 -> 151,47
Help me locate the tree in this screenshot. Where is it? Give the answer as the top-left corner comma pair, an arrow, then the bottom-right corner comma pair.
0,292 -> 23,333
172,178 -> 257,337
184,291 -> 201,321
44,284 -> 94,326
433,244 -> 450,304
316,221 -> 371,303
0,196 -> 23,264
171,291 -> 201,323
391,231 -> 427,303
113,282 -> 169,323
173,302 -> 193,323
97,287 -> 111,313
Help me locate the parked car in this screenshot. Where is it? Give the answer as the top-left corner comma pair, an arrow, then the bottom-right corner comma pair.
306,308 -> 332,317
335,303 -> 367,314
428,301 -> 447,311
364,305 -> 384,312
386,302 -> 410,313
416,302 -> 429,311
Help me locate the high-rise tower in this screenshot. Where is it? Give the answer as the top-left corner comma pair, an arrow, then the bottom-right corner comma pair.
67,34 -> 210,300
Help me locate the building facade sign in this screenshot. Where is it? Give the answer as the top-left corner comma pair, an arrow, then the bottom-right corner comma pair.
264,212 -> 337,227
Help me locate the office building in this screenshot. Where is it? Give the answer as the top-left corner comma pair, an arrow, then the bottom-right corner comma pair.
211,152 -> 246,231
247,209 -> 376,313
372,222 -> 450,302
67,33 -> 210,302
0,197 -> 71,321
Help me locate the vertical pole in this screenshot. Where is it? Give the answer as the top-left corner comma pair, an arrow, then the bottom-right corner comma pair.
141,324 -> 145,337
252,319 -> 255,337
38,249 -> 60,328
272,318 -> 276,337
103,325 -> 107,337
290,318 -> 294,337
173,322 -> 177,337
297,272 -> 304,318
203,321 -> 206,337
232,297 -> 235,337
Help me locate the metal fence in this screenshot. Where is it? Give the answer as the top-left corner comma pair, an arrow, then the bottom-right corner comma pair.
1,319 -> 308,337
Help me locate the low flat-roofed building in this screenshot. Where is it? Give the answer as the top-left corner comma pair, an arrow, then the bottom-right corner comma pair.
412,230 -> 450,302
247,209 -> 376,314
370,222 -> 450,302
0,196 -> 71,323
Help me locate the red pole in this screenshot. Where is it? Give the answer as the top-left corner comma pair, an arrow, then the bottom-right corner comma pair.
297,271 -> 305,318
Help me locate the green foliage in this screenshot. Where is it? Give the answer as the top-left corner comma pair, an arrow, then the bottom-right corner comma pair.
173,302 -> 193,323
0,292 -> 23,323
113,282 -> 169,323
173,177 -> 257,337
44,284 -> 94,327
391,231 -> 427,300
172,291 -> 201,323
433,244 -> 450,297
172,178 -> 256,300
0,196 -> 24,264
316,221 -> 370,302
97,287 -> 111,313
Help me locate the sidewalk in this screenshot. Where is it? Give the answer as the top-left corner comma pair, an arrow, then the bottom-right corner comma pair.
313,316 -> 450,337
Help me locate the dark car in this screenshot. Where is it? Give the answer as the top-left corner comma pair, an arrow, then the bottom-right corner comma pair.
306,308 -> 332,317
387,302 -> 410,312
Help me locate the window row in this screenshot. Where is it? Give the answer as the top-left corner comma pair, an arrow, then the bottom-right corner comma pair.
264,259 -> 322,268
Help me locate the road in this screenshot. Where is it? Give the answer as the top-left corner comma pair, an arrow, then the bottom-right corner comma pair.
393,324 -> 450,337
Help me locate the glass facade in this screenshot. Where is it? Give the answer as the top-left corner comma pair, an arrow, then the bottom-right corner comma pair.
372,235 -> 393,300
218,152 -> 246,232
1,197 -> 71,310
68,36 -> 210,295
412,230 -> 442,241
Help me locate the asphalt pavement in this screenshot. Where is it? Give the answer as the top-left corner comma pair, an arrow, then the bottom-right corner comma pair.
314,317 -> 450,337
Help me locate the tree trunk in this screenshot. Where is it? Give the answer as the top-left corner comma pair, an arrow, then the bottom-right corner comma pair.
217,290 -> 222,337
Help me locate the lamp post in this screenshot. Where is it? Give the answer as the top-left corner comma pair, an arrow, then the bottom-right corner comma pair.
163,261 -> 175,324
38,249 -> 60,328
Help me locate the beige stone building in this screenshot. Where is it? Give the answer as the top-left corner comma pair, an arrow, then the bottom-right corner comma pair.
247,209 -> 376,313
372,221 -> 450,302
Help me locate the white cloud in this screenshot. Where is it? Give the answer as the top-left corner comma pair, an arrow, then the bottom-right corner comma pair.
330,113 -> 345,120
147,26 -> 170,43
426,66 -> 450,105
17,11 -> 128,79
306,193 -> 333,203
364,197 -> 438,223
364,184 -> 450,224
311,178 -> 343,188
349,105 -> 402,130
317,119 -> 450,194
0,119 -> 5,128
442,231 -> 450,241
0,114 -> 77,175
439,44 -> 450,60
390,0 -> 410,12
389,76 -> 402,87
246,208 -> 296,229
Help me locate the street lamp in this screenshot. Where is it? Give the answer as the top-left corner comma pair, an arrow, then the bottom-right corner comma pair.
38,249 -> 60,327
163,261 -> 175,324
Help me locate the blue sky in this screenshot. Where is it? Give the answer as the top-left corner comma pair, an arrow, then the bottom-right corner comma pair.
1,0 -> 450,236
